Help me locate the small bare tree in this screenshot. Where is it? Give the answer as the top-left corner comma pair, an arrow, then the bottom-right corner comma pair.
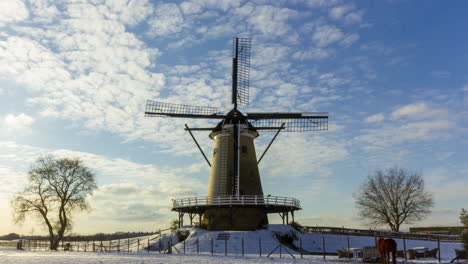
12,155 -> 97,250
355,167 -> 433,231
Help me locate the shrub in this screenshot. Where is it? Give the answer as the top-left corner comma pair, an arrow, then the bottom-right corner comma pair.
193,221 -> 208,230
176,230 -> 190,242
275,230 -> 298,245
289,221 -> 303,232
169,219 -> 180,232
462,229 -> 468,253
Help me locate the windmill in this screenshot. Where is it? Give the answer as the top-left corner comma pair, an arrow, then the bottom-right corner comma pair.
145,38 -> 328,230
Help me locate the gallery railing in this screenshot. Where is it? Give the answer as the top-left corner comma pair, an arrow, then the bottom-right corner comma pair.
172,195 -> 301,209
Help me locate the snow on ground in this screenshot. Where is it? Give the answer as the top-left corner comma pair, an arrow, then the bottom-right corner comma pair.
0,248 -> 464,264
170,225 -> 462,260
0,225 -> 464,264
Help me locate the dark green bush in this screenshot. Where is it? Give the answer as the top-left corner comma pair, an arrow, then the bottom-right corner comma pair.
176,230 -> 190,242
169,219 -> 180,232
462,229 -> 468,253
275,230 -> 298,245
289,221 -> 303,232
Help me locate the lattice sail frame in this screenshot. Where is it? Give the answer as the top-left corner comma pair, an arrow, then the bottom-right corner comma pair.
233,38 -> 251,105
247,113 -> 328,132
145,100 -> 223,118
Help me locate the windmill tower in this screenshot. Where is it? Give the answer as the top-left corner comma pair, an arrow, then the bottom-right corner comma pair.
145,38 -> 328,231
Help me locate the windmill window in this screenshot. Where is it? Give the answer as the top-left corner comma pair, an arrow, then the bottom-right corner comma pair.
213,148 -> 217,156
241,145 -> 248,153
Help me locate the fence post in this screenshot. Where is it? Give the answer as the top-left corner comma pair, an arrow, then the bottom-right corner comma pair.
118,239 -> 120,253
147,238 -> 150,254
374,231 -> 378,247
137,239 -> 140,253
128,238 -> 130,253
211,237 -> 213,256
438,236 -> 441,263
300,237 -> 303,258
225,239 -> 227,256
77,240 -> 79,252
259,237 -> 262,257
403,235 -> 407,261
158,238 -> 161,254
280,243 -> 282,258
347,235 -> 351,259
110,240 -> 112,252
100,240 -> 103,252
322,236 -> 326,260
242,237 -> 244,257
183,239 -> 185,254
197,238 -> 199,255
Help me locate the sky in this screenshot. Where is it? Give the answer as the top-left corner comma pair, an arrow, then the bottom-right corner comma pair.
0,0 -> 467,236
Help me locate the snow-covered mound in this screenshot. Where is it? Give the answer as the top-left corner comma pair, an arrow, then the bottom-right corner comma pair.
155,224 -> 463,260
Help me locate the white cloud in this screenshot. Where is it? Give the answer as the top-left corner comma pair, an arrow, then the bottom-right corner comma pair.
105,0 -> 154,25
312,25 -> 344,47
357,120 -> 455,149
344,10 -> 365,24
180,1 -> 203,14
462,85 -> 468,92
329,4 -> 364,25
261,133 -> 348,179
2,113 -> 35,130
0,6 -> 175,148
253,44 -> 290,66
425,168 -> 468,202
86,182 -> 196,223
28,0 -> 59,23
0,166 -> 27,200
305,0 -> 340,8
329,4 -> 354,20
0,0 -> 29,25
361,42 -> 393,55
292,47 -> 332,60
340,33 -> 360,47
147,3 -> 185,36
364,113 -> 384,123
241,5 -> 298,37
391,102 -> 448,120
391,102 -> 427,119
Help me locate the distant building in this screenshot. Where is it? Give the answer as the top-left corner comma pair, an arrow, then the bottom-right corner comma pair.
409,226 -> 466,235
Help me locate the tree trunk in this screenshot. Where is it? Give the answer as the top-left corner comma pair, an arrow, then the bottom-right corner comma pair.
50,239 -> 60,250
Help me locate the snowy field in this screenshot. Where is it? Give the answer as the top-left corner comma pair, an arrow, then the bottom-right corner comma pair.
0,225 -> 463,264
0,248 -> 465,264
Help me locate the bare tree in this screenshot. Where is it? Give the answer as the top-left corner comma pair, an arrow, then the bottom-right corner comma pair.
355,167 -> 433,231
12,155 -> 97,250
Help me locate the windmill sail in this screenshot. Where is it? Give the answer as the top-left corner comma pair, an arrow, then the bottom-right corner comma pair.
232,38 -> 251,106
145,100 -> 224,119
247,112 -> 328,132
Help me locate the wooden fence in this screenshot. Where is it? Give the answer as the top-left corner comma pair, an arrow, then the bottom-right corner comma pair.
299,226 -> 462,242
